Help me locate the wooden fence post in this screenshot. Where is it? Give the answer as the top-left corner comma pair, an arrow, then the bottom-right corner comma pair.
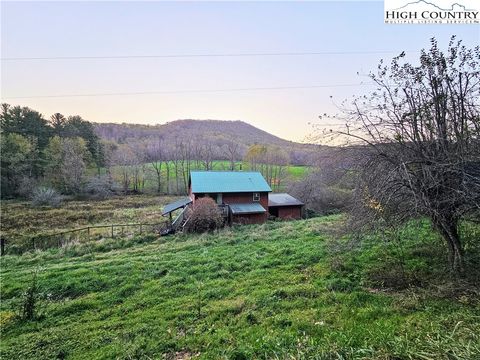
0,237 -> 5,256
87,227 -> 90,241
111,225 -> 114,238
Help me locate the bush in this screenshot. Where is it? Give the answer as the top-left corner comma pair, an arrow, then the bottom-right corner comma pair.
21,271 -> 40,320
288,170 -> 353,216
31,187 -> 63,207
16,176 -> 38,198
184,197 -> 224,233
84,175 -> 117,199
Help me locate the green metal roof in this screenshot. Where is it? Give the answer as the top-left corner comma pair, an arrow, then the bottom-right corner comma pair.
230,203 -> 266,214
190,171 -> 272,193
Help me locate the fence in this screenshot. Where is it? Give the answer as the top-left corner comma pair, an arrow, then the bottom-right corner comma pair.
1,222 -> 168,256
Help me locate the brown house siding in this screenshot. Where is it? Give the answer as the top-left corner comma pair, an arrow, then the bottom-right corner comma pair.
271,206 -> 303,220
232,213 -> 267,225
222,192 -> 268,209
223,192 -> 269,224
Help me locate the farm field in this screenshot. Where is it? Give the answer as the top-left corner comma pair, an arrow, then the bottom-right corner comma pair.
1,206 -> 479,359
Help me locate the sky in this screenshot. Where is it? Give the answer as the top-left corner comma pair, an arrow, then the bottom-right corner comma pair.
1,1 -> 479,142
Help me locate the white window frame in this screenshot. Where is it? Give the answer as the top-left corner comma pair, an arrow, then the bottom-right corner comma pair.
253,192 -> 260,201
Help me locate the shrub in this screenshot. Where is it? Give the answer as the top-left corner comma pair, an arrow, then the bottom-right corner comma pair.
184,197 -> 224,233
84,175 -> 117,199
31,187 -> 63,207
22,271 -> 39,320
16,176 -> 38,198
288,170 -> 353,216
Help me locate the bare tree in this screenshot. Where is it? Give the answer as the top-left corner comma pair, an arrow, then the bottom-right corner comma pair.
112,144 -> 138,194
197,140 -> 216,171
331,37 -> 480,274
267,146 -> 289,191
130,142 -> 146,193
224,141 -> 240,170
171,138 -> 182,194
146,137 -> 165,193
244,144 -> 289,190
163,145 -> 174,195
179,139 -> 192,193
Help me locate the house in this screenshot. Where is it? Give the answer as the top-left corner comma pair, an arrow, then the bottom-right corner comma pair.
161,171 -> 305,231
268,193 -> 304,220
189,171 -> 271,224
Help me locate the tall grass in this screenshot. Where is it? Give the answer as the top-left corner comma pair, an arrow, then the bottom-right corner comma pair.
1,215 -> 479,359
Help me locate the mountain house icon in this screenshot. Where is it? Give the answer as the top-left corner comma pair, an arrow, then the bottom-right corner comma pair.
393,1 -> 475,11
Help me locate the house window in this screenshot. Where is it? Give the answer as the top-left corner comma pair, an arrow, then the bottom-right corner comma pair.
253,193 -> 260,201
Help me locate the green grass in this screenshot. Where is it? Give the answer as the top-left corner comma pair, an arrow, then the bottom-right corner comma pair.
1,213 -> 479,359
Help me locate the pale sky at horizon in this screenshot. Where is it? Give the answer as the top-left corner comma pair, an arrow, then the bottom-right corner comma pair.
1,1 -> 479,142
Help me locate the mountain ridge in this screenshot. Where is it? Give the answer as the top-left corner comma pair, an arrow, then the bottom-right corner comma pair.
94,119 -> 324,165
95,119 -> 314,147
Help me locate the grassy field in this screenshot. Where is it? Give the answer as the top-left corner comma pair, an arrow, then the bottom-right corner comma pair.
0,195 -> 181,255
1,202 -> 479,359
0,195 -> 178,239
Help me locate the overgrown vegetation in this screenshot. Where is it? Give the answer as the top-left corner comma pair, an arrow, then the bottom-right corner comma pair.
1,216 -> 479,359
322,38 -> 480,274
0,195 -> 177,246
30,187 -> 63,208
184,198 -> 224,233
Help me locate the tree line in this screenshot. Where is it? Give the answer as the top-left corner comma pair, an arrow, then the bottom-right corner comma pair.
1,104 -> 292,200
1,104 -> 104,198
105,137 -> 290,195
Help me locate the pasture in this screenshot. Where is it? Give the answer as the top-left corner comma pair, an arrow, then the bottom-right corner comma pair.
1,198 -> 479,359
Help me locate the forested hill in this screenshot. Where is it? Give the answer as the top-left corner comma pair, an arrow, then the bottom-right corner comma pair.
95,120 -> 289,146
94,119 -> 324,164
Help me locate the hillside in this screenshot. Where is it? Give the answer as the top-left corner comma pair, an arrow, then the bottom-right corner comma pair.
94,120 -> 325,164
1,213 -> 479,359
95,120 -> 303,147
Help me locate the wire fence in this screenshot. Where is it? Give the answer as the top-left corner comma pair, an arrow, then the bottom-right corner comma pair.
0,222 -> 168,256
